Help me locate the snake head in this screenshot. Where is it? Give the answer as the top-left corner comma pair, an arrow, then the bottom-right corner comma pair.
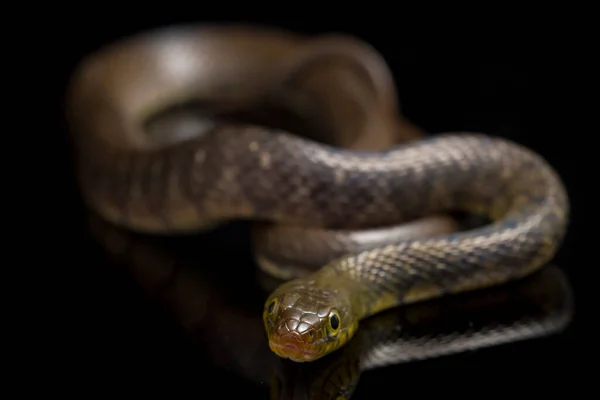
263,279 -> 358,362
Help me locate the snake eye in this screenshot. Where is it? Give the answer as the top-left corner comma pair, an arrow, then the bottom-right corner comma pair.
327,309 -> 341,336
267,298 -> 279,315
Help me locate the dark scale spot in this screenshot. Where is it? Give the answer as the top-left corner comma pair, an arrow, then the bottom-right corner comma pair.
236,129 -> 291,217
325,170 -> 386,228
309,171 -> 346,224
408,251 -> 457,294
388,170 -> 429,220
330,313 -> 339,330
268,299 -> 276,313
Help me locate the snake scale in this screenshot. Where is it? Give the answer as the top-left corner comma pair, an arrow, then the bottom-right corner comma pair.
66,25 -> 570,363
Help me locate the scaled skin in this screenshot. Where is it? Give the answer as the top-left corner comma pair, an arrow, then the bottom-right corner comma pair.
263,274 -> 359,362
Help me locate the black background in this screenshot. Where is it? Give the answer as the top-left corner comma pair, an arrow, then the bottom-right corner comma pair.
54,16 -> 585,396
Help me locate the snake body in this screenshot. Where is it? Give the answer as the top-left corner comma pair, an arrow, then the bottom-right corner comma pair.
89,215 -> 573,400
67,25 -> 570,363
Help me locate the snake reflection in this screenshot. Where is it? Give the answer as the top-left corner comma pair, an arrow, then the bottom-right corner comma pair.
89,216 -> 573,400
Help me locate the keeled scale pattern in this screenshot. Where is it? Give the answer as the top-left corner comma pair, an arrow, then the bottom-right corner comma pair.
77,125 -> 568,317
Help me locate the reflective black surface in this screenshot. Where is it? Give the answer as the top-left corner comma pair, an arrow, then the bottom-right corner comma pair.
84,215 -> 573,399
55,18 -> 582,397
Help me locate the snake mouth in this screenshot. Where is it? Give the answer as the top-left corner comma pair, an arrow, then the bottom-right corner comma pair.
268,337 -> 322,362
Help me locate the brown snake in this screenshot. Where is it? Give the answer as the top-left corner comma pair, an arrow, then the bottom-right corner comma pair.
66,25 -> 570,363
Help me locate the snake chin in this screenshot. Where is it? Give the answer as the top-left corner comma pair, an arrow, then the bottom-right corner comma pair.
268,338 -> 323,362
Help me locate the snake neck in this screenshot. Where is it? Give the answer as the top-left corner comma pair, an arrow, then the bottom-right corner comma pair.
307,266 -> 396,322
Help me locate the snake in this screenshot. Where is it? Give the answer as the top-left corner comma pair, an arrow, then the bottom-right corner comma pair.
88,215 -> 573,400
66,25 -> 570,363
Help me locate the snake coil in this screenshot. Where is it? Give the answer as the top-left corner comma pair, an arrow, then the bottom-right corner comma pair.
66,25 -> 569,363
